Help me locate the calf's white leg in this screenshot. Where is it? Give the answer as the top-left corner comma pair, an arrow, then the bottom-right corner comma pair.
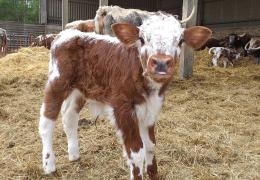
61,89 -> 85,161
39,104 -> 56,174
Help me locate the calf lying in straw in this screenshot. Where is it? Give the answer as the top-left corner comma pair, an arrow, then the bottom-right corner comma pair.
209,47 -> 241,68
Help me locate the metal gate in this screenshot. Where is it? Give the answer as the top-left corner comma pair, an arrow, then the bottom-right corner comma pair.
0,21 -> 46,52
47,0 -> 99,25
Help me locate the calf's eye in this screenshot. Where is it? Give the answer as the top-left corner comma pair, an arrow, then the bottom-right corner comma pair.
139,37 -> 145,46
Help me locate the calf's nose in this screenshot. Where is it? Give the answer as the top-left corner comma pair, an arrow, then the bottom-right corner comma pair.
155,61 -> 167,74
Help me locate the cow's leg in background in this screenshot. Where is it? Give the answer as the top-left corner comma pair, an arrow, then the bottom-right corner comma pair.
39,81 -> 68,174
61,89 -> 85,161
139,124 -> 158,180
114,104 -> 145,180
256,57 -> 260,64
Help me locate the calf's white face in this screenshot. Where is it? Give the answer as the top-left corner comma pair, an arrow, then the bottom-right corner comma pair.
112,18 -> 212,83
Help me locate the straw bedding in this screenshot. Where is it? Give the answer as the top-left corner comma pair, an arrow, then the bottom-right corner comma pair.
0,47 -> 259,179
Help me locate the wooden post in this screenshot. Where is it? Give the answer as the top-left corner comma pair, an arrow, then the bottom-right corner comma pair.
40,0 -> 47,24
99,0 -> 108,6
179,0 -> 198,80
62,0 -> 69,30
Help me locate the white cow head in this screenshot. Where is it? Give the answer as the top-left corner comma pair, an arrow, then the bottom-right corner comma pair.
112,15 -> 212,83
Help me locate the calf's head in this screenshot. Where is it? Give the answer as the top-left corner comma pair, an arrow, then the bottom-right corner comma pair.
112,20 -> 211,83
228,33 -> 239,48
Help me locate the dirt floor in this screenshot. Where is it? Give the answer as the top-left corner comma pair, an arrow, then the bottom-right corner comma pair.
0,47 -> 259,179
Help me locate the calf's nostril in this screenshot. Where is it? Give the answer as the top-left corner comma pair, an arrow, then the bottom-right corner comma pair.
155,61 -> 167,74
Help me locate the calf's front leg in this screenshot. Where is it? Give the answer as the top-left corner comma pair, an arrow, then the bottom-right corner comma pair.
139,124 -> 158,180
114,105 -> 145,180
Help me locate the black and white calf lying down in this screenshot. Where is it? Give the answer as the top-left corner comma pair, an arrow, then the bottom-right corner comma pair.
209,47 -> 241,68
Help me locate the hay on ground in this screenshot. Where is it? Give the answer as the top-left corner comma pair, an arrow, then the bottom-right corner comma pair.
0,47 -> 259,179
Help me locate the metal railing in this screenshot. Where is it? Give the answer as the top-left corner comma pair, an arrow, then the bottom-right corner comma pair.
47,0 -> 99,25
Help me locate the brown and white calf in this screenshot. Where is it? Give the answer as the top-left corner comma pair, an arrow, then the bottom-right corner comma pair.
39,17 -> 211,179
31,34 -> 57,49
65,19 -> 95,32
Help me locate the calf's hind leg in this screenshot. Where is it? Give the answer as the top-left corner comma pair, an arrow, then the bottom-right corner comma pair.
61,89 -> 85,161
39,83 -> 67,174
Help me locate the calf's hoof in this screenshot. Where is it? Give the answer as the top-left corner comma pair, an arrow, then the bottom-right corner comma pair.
68,147 -> 80,161
43,163 -> 56,175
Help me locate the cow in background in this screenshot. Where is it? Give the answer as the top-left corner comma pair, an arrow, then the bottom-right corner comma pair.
195,37 -> 228,51
0,28 -> 8,55
31,34 -> 57,49
209,47 -> 241,68
227,33 -> 251,56
245,36 -> 260,64
94,5 -> 151,36
65,20 -> 95,32
94,0 -> 196,37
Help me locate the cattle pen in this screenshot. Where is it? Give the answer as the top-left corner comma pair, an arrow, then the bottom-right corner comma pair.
0,0 -> 260,179
0,47 -> 259,179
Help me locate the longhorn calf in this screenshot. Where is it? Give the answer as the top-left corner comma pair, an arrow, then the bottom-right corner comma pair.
227,33 -> 251,56
39,17 -> 211,179
245,37 -> 260,64
209,47 -> 241,68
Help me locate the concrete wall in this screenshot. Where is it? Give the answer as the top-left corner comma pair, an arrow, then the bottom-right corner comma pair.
157,0 -> 182,17
210,25 -> 260,38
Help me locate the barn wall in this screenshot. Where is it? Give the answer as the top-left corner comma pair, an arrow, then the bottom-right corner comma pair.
108,0 -> 157,11
199,0 -> 260,38
43,0 -> 260,38
157,0 -> 182,18
201,0 -> 260,26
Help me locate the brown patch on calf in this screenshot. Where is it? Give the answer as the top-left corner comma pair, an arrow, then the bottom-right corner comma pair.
76,96 -> 86,113
147,157 -> 159,180
147,125 -> 159,179
132,164 -> 142,180
148,126 -> 156,144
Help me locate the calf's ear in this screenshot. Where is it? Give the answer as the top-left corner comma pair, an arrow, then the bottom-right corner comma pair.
183,26 -> 212,49
112,23 -> 140,46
